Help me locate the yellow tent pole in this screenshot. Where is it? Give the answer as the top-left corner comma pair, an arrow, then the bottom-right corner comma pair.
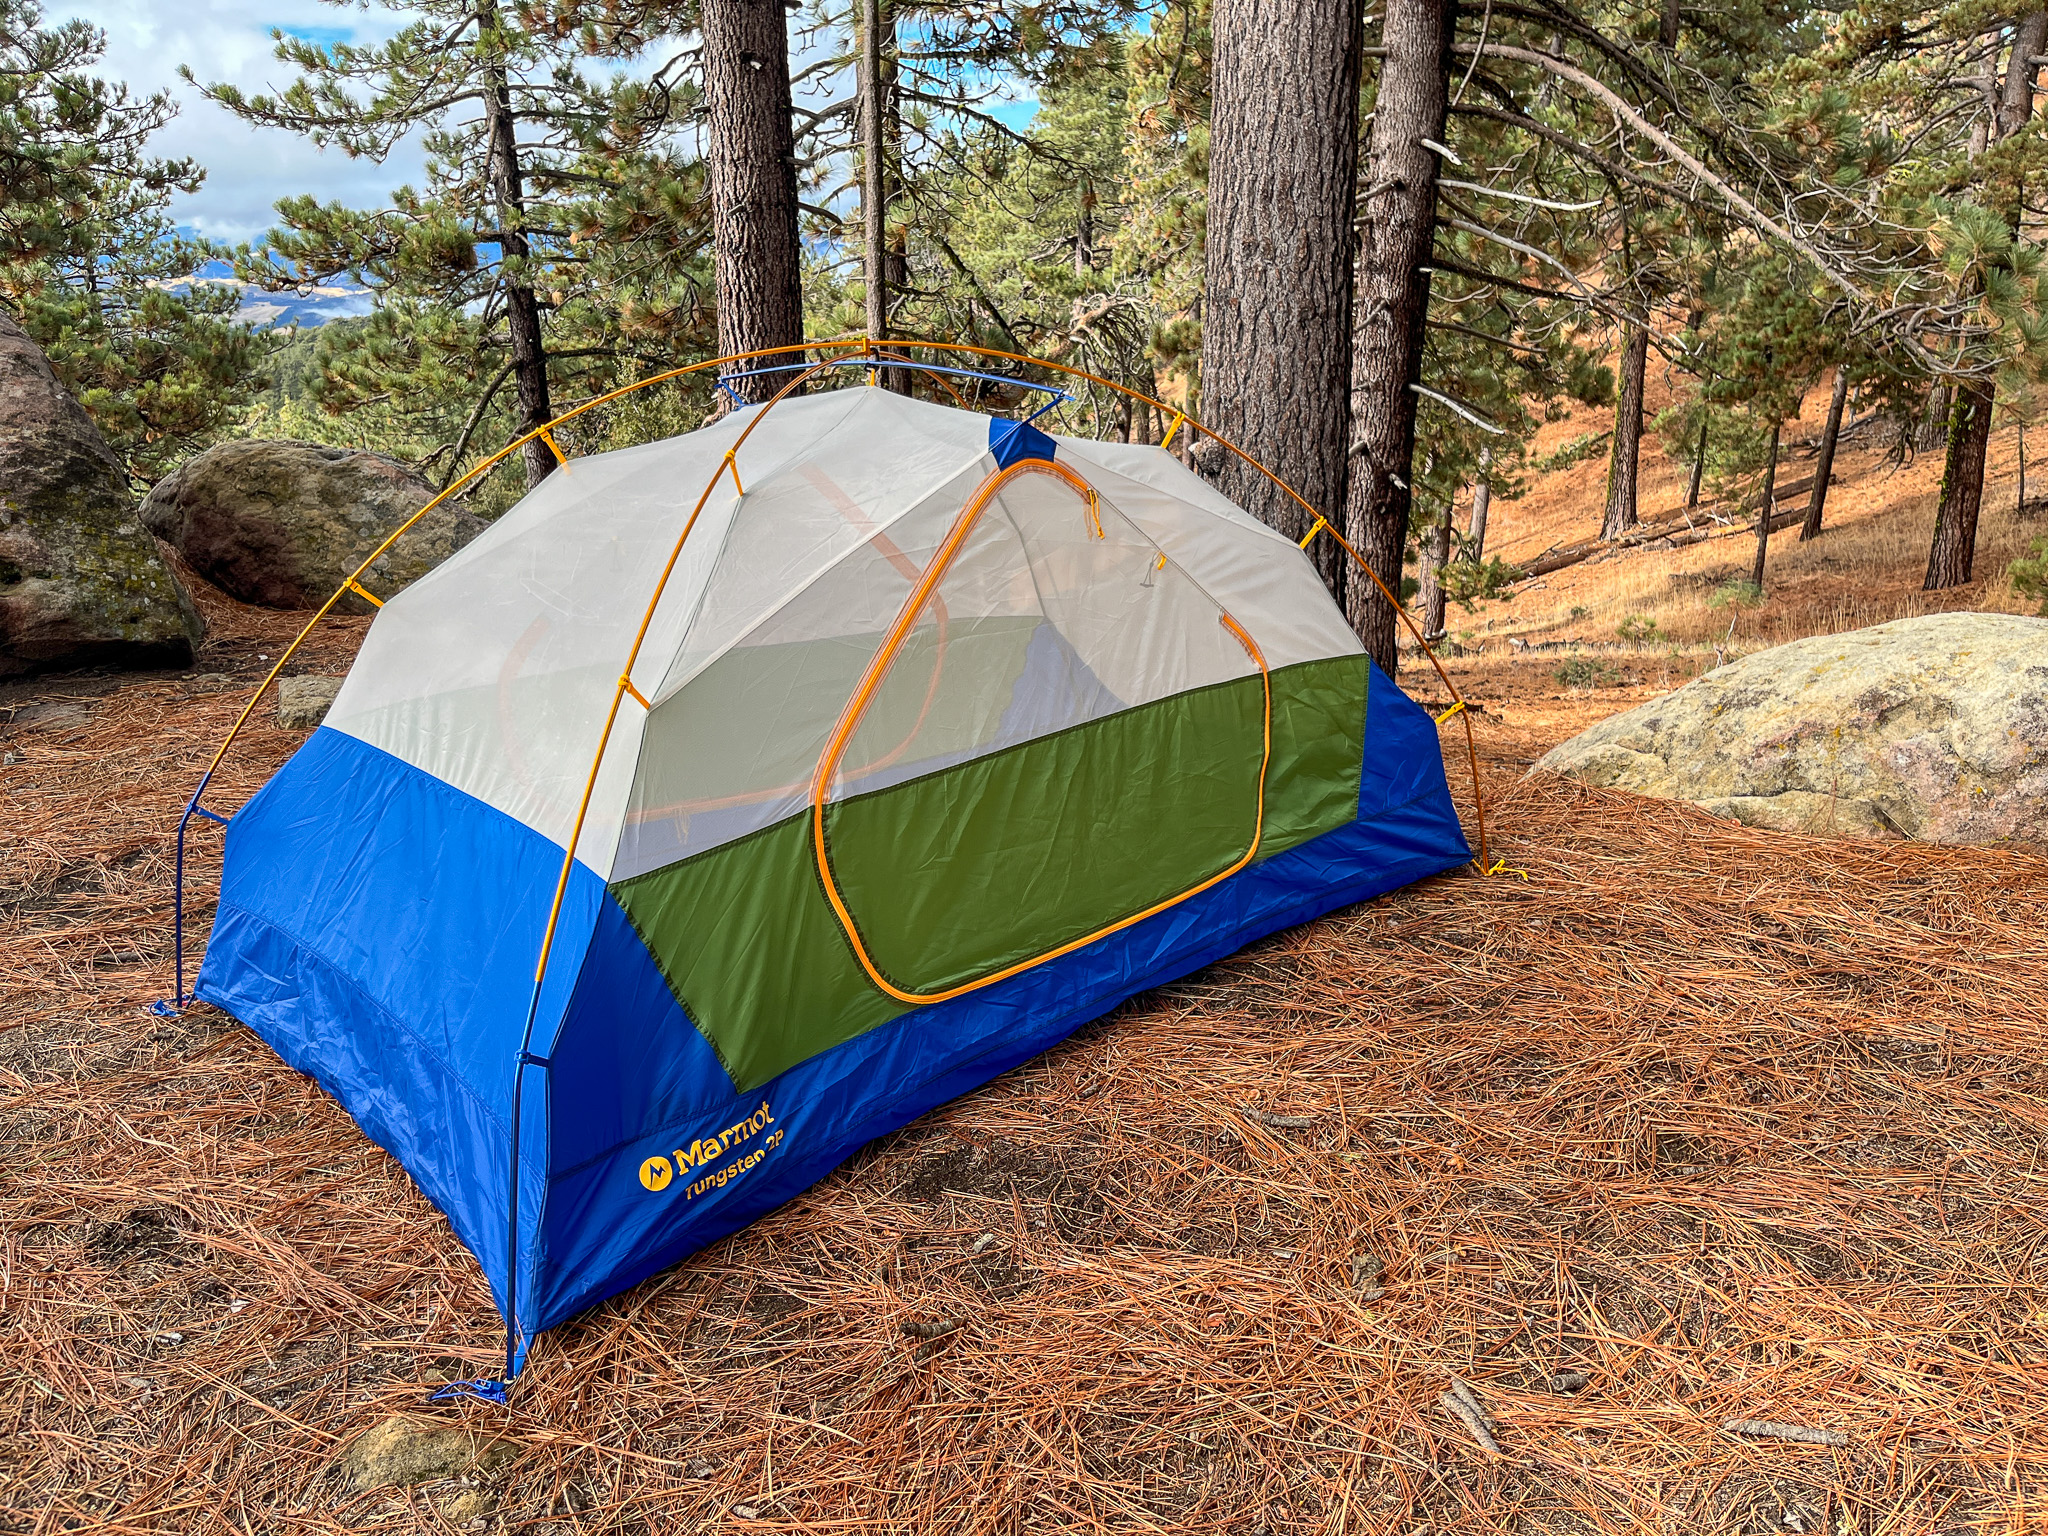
185,334 -> 1484,877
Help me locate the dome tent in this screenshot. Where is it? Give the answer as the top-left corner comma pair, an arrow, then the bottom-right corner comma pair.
194,382 -> 1470,1376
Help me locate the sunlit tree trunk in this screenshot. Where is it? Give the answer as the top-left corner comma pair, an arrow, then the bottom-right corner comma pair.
1800,367 -> 1849,540
1601,324 -> 1649,539
1200,0 -> 1363,602
480,0 -> 553,488
1345,0 -> 1452,678
1926,10 -> 2048,589
702,0 -> 804,404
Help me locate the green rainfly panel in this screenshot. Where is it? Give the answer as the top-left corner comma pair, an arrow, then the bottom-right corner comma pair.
611,654 -> 1370,1093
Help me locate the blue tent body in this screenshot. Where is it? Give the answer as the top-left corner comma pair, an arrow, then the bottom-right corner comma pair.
193,394 -> 1470,1370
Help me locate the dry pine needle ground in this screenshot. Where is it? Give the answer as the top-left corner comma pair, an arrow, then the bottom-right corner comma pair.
4,591 -> 2048,1534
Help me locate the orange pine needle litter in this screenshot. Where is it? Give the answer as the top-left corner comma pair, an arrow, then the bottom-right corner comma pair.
4,582 -> 2047,1533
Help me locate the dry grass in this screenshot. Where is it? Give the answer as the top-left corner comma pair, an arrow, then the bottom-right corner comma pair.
1456,368 -> 2048,655
6,577 -> 2048,1532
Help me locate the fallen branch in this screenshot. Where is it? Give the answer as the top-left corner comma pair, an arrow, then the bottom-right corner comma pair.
1513,490 -> 1818,580
1722,1418 -> 1849,1447
1441,1377 -> 1505,1456
1243,1105 -> 1321,1129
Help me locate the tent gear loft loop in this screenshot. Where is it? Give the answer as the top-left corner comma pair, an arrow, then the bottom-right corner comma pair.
169,338 -> 1484,1401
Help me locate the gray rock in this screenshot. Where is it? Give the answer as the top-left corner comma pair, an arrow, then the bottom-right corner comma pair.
332,1414 -> 519,1494
0,310 -> 201,676
142,439 -> 482,612
277,675 -> 344,729
1534,613 -> 2048,846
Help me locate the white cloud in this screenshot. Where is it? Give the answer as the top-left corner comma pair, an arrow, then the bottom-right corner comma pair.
56,0 -> 429,244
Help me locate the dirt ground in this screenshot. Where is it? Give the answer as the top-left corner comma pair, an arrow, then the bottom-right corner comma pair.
6,564 -> 2048,1534
1439,362 -> 2046,659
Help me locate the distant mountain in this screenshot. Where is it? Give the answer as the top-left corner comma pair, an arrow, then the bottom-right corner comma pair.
178,259 -> 375,329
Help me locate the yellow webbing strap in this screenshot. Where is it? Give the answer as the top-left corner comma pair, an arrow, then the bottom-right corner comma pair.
723,450 -> 744,496
1084,489 -> 1104,539
343,577 -> 384,609
1163,410 -> 1186,450
620,675 -> 652,710
1298,515 -> 1329,550
540,429 -> 569,469
1434,698 -> 1466,724
1480,857 -> 1529,880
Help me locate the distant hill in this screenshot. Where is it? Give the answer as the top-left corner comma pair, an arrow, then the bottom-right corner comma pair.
179,259 -> 374,328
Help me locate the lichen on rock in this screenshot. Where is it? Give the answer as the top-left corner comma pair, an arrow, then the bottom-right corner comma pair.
142,439 -> 483,612
1534,612 -> 2048,847
0,309 -> 201,676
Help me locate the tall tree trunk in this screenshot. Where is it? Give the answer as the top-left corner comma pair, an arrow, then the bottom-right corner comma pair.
1602,325 -> 1649,539
1659,0 -> 1681,47
1344,0 -> 1451,677
1418,494 -> 1452,639
878,10 -> 910,394
479,0 -> 553,489
1925,10 -> 2048,588
1926,382 -> 1995,588
1200,0 -> 1363,601
1465,449 -> 1492,560
1751,418 -> 1781,592
860,0 -> 888,367
1685,419 -> 1707,513
701,0 -> 804,405
1800,367 -> 1849,540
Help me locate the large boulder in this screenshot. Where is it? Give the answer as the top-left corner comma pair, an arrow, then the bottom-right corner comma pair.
0,310 -> 201,676
1535,613 -> 2048,847
142,440 -> 483,612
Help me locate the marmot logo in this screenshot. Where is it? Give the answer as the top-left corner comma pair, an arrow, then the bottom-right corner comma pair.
639,1101 -> 775,1194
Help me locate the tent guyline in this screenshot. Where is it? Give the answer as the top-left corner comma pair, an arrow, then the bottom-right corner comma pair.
161,339 -> 1488,1405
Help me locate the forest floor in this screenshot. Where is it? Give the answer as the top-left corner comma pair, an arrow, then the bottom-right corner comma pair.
6,455 -> 2048,1532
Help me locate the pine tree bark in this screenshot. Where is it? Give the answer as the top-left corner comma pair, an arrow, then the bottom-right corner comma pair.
1751,418 -> 1781,591
701,0 -> 805,405
1465,451 -> 1492,560
1801,367 -> 1849,540
1925,10 -> 2048,588
1926,381 -> 1995,587
1344,0 -> 1452,677
479,0 -> 553,489
1601,325 -> 1649,539
1685,419 -> 1707,513
1199,0 -> 1363,601
860,0 -> 888,360
1418,494 -> 1452,639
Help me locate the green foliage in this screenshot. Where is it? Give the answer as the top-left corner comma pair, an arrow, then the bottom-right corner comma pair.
0,0 -> 270,482
1439,555 -> 1523,611
2008,537 -> 2048,613
194,0 -> 719,485
1615,614 -> 1666,646
1534,431 -> 1613,473
1707,579 -> 1765,610
1553,657 -> 1619,688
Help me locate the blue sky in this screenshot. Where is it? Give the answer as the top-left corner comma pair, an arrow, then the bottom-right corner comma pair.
57,3 -> 1039,247
60,2 -> 424,243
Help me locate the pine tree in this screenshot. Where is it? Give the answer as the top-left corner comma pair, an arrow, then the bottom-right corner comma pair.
1,0 -> 270,482
194,0 -> 716,488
